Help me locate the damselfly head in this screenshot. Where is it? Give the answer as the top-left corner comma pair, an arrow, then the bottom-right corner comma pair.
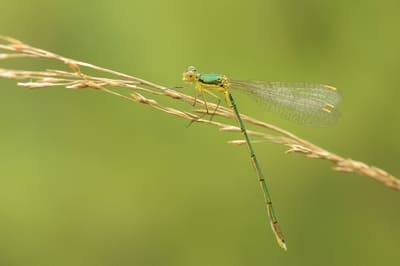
182,66 -> 197,83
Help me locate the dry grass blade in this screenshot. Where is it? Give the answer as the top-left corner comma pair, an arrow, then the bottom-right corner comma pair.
0,35 -> 399,191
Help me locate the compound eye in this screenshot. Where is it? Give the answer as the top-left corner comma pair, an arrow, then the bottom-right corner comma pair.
187,66 -> 197,72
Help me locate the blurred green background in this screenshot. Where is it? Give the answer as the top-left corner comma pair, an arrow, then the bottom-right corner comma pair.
1,0 -> 399,265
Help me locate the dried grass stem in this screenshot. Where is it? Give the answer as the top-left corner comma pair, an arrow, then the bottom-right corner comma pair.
1,36 -> 398,191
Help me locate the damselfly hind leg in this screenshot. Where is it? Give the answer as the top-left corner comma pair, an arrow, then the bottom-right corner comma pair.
187,90 -> 221,127
203,88 -> 222,121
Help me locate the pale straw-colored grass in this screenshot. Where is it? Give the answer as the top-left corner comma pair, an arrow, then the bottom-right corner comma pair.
1,36 -> 399,191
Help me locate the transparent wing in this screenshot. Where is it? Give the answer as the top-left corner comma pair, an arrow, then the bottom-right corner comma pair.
230,80 -> 341,126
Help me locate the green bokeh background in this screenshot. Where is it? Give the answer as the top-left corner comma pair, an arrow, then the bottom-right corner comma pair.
1,1 -> 399,265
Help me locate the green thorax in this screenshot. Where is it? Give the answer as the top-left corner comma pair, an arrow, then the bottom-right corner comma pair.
197,73 -> 224,85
